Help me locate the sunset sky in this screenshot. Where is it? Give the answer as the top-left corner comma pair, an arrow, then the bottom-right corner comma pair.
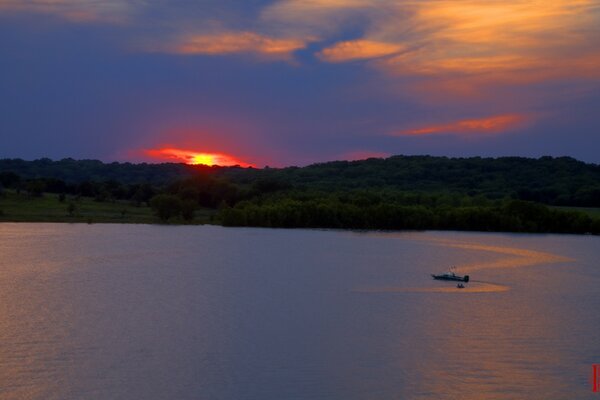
1,0 -> 599,166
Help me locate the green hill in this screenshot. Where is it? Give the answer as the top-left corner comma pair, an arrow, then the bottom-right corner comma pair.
1,155 -> 599,234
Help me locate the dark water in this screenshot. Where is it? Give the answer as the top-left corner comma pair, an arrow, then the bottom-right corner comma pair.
0,223 -> 598,399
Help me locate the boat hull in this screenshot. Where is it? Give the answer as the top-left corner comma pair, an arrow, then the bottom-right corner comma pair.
431,274 -> 470,282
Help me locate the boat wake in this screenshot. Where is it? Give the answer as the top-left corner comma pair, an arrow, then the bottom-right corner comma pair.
354,235 -> 573,294
354,281 -> 510,294
427,238 -> 573,273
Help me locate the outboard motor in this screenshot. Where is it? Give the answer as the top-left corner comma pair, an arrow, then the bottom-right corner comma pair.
464,275 -> 470,283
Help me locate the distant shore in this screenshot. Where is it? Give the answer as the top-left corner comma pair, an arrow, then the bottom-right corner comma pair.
2,156 -> 600,235
1,191 -> 598,236
0,191 -> 215,225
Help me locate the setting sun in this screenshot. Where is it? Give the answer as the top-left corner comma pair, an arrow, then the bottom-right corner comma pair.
145,147 -> 254,167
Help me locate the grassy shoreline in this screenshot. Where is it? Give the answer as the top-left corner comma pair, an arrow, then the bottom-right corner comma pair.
0,191 -> 216,225
1,191 -> 599,235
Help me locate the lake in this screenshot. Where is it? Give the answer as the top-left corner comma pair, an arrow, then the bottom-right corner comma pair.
0,223 -> 598,399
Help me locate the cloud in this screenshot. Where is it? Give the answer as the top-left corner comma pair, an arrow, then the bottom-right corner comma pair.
0,0 -> 135,23
160,31 -> 307,60
395,114 -> 530,136
265,0 -> 600,92
5,0 -> 598,84
260,0 -> 376,37
4,0 -> 599,145
375,1 -> 600,89
317,39 -> 403,62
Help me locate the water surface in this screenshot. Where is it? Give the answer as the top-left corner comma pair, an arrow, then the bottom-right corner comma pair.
0,224 -> 598,399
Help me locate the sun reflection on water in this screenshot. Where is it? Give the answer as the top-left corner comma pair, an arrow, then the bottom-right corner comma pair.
356,234 -> 573,294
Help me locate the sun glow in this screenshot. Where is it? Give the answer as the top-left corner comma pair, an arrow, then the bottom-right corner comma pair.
145,148 -> 254,167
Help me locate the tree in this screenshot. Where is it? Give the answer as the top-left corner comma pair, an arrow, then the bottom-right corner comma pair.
178,187 -> 200,202
180,200 -> 196,221
131,184 -> 155,206
67,202 -> 77,216
150,194 -> 182,221
26,180 -> 45,197
0,171 -> 20,188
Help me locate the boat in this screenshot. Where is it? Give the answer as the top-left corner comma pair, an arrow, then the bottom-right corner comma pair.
431,267 -> 469,282
457,283 -> 465,289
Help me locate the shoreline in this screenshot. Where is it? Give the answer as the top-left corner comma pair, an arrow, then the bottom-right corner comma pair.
0,219 -> 596,237
1,191 -> 598,235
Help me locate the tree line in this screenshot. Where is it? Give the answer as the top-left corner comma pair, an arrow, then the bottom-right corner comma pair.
1,156 -> 600,233
219,192 -> 600,234
2,155 -> 600,207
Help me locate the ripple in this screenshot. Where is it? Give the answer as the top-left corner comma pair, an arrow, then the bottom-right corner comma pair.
355,281 -> 510,294
354,235 -> 572,294
424,238 -> 573,273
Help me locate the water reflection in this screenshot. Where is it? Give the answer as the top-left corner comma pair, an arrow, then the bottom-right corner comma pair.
356,281 -> 510,293
0,224 -> 596,399
432,238 -> 573,273
357,233 -> 572,295
411,277 -> 575,400
351,232 -> 585,399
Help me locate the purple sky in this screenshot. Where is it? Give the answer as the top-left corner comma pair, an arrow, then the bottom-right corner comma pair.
1,1 -> 599,166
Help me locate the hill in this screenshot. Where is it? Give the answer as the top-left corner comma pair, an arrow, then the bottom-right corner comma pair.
2,155 -> 599,207
1,155 -> 599,234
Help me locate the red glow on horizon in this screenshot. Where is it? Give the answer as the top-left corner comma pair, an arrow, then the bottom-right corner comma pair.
145,147 -> 255,167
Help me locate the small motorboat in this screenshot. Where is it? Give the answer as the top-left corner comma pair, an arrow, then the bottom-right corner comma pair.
431,267 -> 469,282
457,283 -> 465,289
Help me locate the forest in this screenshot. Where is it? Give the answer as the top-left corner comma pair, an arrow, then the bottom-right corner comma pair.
1,156 -> 599,234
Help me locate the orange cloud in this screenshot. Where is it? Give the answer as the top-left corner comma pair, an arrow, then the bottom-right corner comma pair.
261,0 -> 372,36
165,32 -> 307,59
8,0 -> 597,89
145,148 -> 254,167
264,0 -> 600,93
377,1 -> 600,90
5,0 -> 599,106
396,114 -> 529,136
317,39 -> 403,62
0,0 -> 131,23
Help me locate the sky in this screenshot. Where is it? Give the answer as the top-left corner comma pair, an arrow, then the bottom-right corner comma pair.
1,0 -> 599,166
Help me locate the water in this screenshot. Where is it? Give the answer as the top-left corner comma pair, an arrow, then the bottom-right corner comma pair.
0,223 -> 598,399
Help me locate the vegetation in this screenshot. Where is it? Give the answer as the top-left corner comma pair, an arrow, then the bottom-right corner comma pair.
1,156 -> 599,234
3,155 -> 600,208
0,158 -> 200,184
220,192 -> 599,234
218,155 -> 600,208
0,190 -> 214,224
150,194 -> 183,221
